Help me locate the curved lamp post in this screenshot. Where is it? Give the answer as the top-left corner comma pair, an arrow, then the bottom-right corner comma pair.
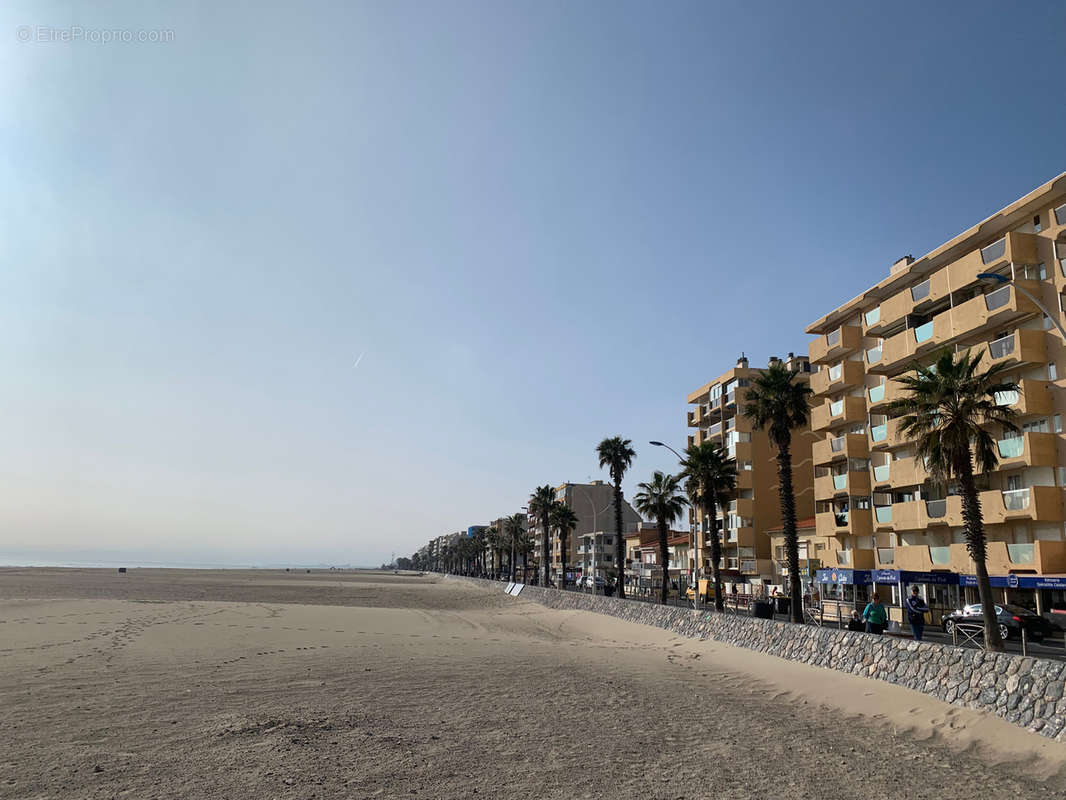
649,440 -> 698,607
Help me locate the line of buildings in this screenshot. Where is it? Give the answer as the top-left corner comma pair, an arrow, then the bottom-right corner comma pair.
424,173 -> 1066,620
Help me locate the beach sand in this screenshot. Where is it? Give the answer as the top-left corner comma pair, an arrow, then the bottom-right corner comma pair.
2,568 -> 1064,799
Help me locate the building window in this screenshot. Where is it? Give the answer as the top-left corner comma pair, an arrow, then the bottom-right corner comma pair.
1034,214 -> 1043,233
1054,415 -> 1062,434
1050,362 -> 1058,381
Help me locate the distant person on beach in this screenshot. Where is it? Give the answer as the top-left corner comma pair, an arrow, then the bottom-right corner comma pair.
862,593 -> 888,635
905,586 -> 929,641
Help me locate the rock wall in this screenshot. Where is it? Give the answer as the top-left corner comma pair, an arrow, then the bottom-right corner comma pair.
448,575 -> 1066,741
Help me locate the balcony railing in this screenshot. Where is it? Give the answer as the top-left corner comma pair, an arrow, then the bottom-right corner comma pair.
926,499 -> 947,518
988,334 -> 1015,360
740,560 -> 756,573
910,280 -> 931,302
913,321 -> 934,343
930,546 -> 951,565
871,424 -> 887,442
1008,543 -> 1035,563
877,547 -> 895,564
984,285 -> 1012,311
874,505 -> 893,523
873,463 -> 890,482
831,473 -> 847,490
1055,202 -> 1066,226
830,436 -> 846,452
828,363 -> 842,380
835,550 -> 851,565
826,329 -> 841,347
829,399 -> 844,416
868,384 -> 885,403
1002,488 -> 1031,511
866,346 -> 882,364
997,437 -> 1024,459
981,237 -> 1007,264
707,421 -> 722,436
994,389 -> 1019,406
865,307 -> 881,327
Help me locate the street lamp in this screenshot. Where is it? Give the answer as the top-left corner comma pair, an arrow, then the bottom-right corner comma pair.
977,272 -> 1066,341
649,440 -> 698,608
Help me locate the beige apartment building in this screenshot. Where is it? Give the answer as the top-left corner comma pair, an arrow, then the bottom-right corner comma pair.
527,481 -> 642,585
805,172 -> 1066,613
685,353 -> 818,587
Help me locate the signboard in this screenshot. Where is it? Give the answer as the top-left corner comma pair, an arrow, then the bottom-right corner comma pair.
505,582 -> 515,593
814,569 -> 871,585
508,583 -> 525,596
959,574 -> 1066,590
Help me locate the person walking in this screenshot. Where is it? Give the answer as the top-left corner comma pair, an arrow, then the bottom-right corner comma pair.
905,585 -> 929,641
862,592 -> 888,635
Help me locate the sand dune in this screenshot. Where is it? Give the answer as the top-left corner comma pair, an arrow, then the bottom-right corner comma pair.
1,569 -> 1063,798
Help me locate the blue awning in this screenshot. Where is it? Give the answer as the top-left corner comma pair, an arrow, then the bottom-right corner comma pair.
814,568 -> 871,585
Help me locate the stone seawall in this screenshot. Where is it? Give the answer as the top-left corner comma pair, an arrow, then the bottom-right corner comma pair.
448,575 -> 1066,741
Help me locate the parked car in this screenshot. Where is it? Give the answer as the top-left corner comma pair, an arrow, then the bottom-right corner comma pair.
941,603 -> 1055,642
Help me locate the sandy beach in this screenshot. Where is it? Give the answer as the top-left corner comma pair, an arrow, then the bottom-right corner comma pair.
2,568 -> 1065,799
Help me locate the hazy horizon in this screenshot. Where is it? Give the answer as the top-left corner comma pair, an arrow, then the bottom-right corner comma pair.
3,0 -> 1064,566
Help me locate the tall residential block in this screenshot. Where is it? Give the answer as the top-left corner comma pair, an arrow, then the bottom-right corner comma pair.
685,353 -> 817,587
805,173 -> 1066,613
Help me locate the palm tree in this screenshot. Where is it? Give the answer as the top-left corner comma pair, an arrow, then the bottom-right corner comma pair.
744,360 -> 812,623
633,471 -> 689,604
529,485 -> 557,587
887,347 -> 1018,651
597,437 -> 636,599
550,502 -> 580,590
485,525 -> 501,578
503,513 -> 525,582
681,442 -> 737,611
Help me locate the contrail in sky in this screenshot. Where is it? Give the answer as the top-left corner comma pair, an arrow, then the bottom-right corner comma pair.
353,351 -> 365,369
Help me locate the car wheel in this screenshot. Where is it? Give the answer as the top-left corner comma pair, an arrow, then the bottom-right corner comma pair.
999,623 -> 1011,641
943,619 -> 955,635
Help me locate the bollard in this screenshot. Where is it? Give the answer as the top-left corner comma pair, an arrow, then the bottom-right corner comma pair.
1022,627 -> 1028,657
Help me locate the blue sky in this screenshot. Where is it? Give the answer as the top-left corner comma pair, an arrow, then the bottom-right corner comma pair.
1,0 -> 1064,565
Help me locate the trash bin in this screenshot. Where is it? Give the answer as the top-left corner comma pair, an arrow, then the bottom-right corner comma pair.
775,597 -> 790,615
753,600 -> 774,619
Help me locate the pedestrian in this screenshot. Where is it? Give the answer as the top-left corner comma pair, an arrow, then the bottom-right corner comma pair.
862,592 -> 888,635
905,585 -> 929,641
847,610 -> 865,632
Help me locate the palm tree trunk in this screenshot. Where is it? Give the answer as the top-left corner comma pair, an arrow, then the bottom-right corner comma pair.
657,519 -> 669,604
775,440 -> 804,624
614,483 -> 626,599
560,532 -> 567,591
707,501 -> 724,612
959,466 -> 1005,651
510,540 -> 517,582
541,513 -> 550,588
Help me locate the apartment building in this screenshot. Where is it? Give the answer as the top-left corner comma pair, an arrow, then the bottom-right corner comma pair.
543,481 -> 642,583
805,173 -> 1066,615
685,353 -> 818,586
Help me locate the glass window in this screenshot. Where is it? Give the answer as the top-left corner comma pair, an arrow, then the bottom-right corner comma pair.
1050,363 -> 1058,381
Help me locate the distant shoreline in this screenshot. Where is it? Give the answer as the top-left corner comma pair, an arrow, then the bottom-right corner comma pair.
0,559 -> 376,571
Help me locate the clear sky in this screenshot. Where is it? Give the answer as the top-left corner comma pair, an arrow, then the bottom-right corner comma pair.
2,1 -> 1064,566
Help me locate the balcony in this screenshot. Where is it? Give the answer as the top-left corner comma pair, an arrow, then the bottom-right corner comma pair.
824,548 -> 875,570
940,540 -> 1066,576
983,486 -> 1064,524
894,544 -> 958,573
815,508 -> 873,538
869,417 -> 906,450
879,456 -> 926,489
813,433 -> 869,466
810,325 -> 863,364
815,469 -> 871,499
946,231 -> 1041,288
976,328 -> 1048,370
811,395 -> 868,432
949,282 -> 1041,338
993,379 -> 1052,418
994,432 -> 1059,470
872,314 -> 951,374
866,378 -> 905,411
871,273 -> 952,335
810,360 -> 865,397
716,526 -> 756,549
